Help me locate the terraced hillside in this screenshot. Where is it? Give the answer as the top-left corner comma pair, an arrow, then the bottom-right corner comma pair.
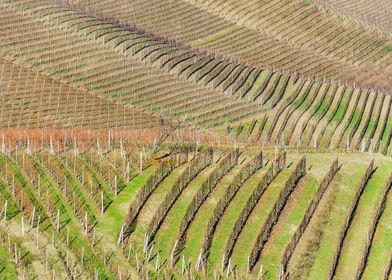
0,0 -> 391,279
0,0 -> 264,129
228,83 -> 392,155
315,0 -> 392,31
66,0 -> 392,91
0,56 -> 159,129
0,0 -> 391,154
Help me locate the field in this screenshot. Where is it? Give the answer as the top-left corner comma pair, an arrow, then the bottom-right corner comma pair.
0,0 -> 391,279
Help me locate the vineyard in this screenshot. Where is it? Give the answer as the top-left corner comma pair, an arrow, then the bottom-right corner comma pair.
0,0 -> 391,279
314,0 -> 392,30
0,143 -> 390,279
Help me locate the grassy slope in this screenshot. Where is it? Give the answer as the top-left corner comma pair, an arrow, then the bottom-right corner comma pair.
130,164 -> 188,246
334,161 -> 391,279
361,94 -> 383,146
286,153 -> 377,279
298,155 -> 370,279
98,166 -> 155,243
362,190 -> 392,279
256,153 -> 331,279
208,170 -> 264,271
154,163 -> 218,259
318,87 -> 352,147
183,163 -> 243,263
0,148 -> 390,279
230,154 -> 302,271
